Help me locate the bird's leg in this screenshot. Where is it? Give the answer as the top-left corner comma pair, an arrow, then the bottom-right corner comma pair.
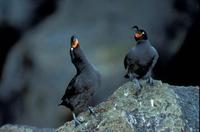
146,76 -> 154,86
128,73 -> 134,81
133,78 -> 142,96
88,106 -> 96,116
145,52 -> 159,86
72,112 -> 82,127
144,71 -> 154,86
128,73 -> 142,95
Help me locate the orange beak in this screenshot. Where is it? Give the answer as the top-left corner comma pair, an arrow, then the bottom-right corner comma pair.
134,32 -> 143,39
71,39 -> 79,48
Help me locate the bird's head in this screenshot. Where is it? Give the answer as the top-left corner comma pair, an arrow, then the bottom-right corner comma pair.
70,35 -> 79,49
132,25 -> 148,41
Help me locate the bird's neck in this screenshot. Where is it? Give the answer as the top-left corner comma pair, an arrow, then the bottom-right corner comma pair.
136,39 -> 149,46
73,47 -> 92,72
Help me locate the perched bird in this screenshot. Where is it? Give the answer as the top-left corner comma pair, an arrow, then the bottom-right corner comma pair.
59,35 -> 101,126
124,25 -> 159,95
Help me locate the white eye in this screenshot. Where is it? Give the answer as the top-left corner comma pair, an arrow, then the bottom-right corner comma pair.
142,32 -> 145,34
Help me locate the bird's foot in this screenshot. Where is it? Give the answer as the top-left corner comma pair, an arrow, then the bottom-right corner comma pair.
72,113 -> 83,127
146,77 -> 154,86
127,73 -> 142,96
133,79 -> 142,96
73,118 -> 82,127
88,106 -> 95,115
88,106 -> 97,117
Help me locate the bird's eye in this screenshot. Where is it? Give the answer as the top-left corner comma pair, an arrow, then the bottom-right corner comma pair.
142,32 -> 145,34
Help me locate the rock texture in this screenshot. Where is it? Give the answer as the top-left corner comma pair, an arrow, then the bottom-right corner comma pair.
0,124 -> 54,132
0,80 -> 199,132
170,85 -> 199,132
56,80 -> 199,132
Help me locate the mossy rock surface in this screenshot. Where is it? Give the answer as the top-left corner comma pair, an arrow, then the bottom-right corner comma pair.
56,80 -> 198,132
0,80 -> 199,132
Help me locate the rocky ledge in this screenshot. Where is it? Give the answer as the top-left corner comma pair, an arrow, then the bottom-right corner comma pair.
0,80 -> 199,132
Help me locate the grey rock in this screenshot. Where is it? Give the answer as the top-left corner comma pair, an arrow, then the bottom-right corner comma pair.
0,80 -> 199,132
169,85 -> 199,132
0,124 -> 55,132
56,80 -> 199,132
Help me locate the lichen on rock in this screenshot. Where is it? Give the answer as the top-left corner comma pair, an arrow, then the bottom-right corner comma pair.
56,80 -> 197,132
0,124 -> 54,132
0,80 -> 199,132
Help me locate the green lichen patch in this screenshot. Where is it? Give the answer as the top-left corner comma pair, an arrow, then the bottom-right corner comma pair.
56,80 -> 188,132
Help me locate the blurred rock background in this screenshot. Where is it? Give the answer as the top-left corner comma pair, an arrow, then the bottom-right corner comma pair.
0,0 -> 199,128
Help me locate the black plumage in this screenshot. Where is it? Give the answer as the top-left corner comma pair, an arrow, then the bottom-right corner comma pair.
59,35 -> 101,125
124,26 -> 159,94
